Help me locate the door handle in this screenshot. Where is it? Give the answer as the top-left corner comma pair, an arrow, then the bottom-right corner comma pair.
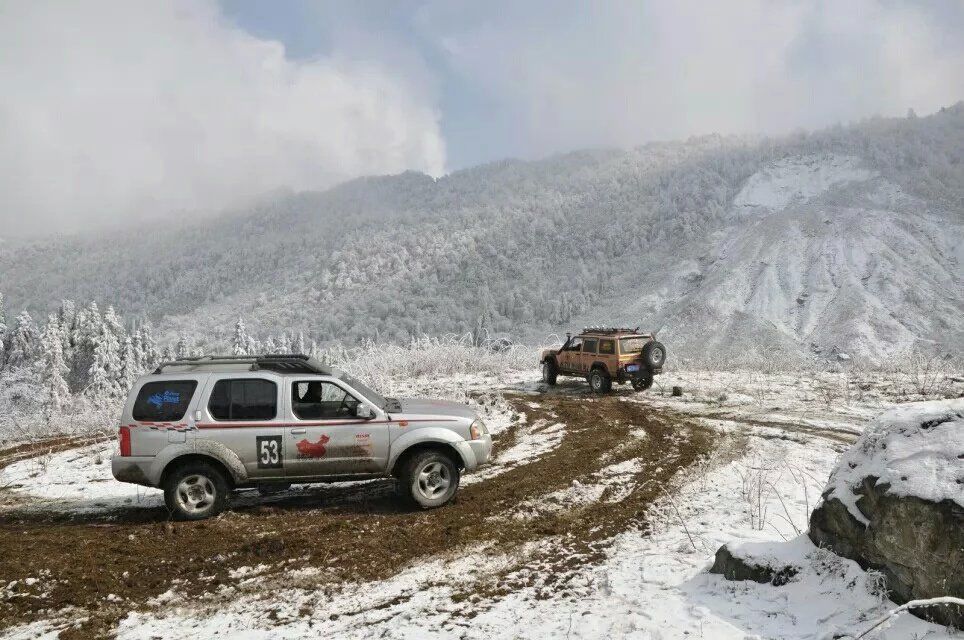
290,428 -> 307,434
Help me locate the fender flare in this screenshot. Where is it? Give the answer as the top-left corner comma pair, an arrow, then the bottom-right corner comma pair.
590,361 -> 610,374
150,440 -> 248,486
388,428 -> 471,472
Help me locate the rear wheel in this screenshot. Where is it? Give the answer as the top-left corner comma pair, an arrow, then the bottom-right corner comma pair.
164,461 -> 229,520
400,450 -> 460,509
589,368 -> 611,394
541,360 -> 558,385
632,370 -> 654,392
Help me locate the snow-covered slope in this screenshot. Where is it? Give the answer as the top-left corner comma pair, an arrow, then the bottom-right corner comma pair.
583,153 -> 964,363
732,154 -> 875,211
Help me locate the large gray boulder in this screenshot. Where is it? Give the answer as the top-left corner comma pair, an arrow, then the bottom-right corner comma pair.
809,399 -> 964,627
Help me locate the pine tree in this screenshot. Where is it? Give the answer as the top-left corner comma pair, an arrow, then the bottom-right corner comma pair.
118,336 -> 139,393
71,301 -> 102,390
85,313 -> 122,406
175,335 -> 189,358
39,315 -> 70,422
296,331 -> 307,355
103,305 -> 125,341
6,310 -> 39,369
232,318 -> 248,356
139,324 -> 160,368
56,299 -> 77,363
277,333 -> 292,354
131,329 -> 145,370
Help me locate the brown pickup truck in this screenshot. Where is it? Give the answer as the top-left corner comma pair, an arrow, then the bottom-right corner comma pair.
539,328 -> 666,393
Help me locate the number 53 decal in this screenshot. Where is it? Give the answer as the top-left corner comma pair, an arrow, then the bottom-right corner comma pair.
256,435 -> 283,469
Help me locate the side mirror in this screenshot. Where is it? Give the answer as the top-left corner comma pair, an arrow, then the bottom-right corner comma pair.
355,404 -> 374,420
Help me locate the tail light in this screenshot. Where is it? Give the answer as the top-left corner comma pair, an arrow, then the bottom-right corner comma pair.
119,426 -> 131,457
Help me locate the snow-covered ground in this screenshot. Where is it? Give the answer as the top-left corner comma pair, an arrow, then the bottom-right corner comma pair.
0,441 -> 163,512
107,411 -> 954,640
3,367 -> 962,639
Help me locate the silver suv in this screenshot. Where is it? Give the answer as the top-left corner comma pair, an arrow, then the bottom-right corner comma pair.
111,355 -> 492,520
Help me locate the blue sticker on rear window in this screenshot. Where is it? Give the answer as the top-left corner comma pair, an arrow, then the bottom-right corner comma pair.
134,381 -> 197,422
148,390 -> 181,408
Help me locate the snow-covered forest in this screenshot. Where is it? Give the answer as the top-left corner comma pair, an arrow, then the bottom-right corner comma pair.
1,105 -> 962,363
0,295 -> 318,440
0,294 -> 534,441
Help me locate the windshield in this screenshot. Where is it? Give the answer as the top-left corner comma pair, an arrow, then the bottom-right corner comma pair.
336,371 -> 387,409
619,337 -> 647,354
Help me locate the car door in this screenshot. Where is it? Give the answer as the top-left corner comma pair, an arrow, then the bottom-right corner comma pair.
284,378 -> 388,478
197,375 -> 285,481
598,338 -> 617,375
559,337 -> 583,373
581,338 -> 598,374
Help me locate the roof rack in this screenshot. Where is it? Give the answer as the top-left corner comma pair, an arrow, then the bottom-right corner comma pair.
153,354 -> 332,375
581,326 -> 643,335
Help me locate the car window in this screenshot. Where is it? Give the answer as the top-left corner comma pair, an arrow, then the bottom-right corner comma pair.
208,379 -> 277,421
619,337 -> 647,353
599,339 -> 615,354
133,380 -> 198,422
565,337 -> 583,351
292,381 -> 361,420
583,338 -> 598,354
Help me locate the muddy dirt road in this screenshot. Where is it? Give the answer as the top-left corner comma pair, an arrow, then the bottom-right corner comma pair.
0,391 -> 721,638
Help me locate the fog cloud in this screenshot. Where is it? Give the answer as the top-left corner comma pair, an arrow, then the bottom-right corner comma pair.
415,0 -> 964,163
2,1 -> 961,236
0,1 -> 445,237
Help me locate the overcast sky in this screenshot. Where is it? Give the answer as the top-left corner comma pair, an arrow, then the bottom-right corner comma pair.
1,0 -> 962,237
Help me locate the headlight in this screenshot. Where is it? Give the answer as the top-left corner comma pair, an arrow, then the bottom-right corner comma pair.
470,419 -> 487,440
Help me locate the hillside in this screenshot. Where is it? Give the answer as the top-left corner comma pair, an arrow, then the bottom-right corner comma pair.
1,104 -> 962,363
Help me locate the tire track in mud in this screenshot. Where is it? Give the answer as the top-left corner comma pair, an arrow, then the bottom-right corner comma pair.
0,394 -> 721,638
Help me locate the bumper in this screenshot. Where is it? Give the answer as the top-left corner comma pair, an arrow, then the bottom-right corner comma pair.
111,455 -> 156,487
616,366 -> 661,383
454,434 -> 493,471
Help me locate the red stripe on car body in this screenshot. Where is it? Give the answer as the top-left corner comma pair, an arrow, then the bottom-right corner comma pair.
194,418 -> 459,429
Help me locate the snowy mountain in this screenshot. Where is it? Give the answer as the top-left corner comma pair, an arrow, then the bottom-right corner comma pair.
594,154 -> 964,363
1,104 -> 962,364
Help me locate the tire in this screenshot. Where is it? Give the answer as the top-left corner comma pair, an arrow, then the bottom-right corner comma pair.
641,341 -> 666,369
400,450 -> 460,509
541,360 -> 558,386
164,461 -> 229,521
588,368 -> 611,394
632,370 -> 654,392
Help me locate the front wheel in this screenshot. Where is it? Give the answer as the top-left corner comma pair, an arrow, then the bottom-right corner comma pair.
541,360 -> 558,385
400,450 -> 460,509
164,462 -> 229,520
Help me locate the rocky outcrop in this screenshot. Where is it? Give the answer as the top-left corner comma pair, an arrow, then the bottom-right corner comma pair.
808,400 -> 964,628
709,544 -> 798,586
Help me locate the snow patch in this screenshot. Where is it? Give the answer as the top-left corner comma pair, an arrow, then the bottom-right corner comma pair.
0,441 -> 163,510
733,154 -> 875,210
464,420 -> 565,485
